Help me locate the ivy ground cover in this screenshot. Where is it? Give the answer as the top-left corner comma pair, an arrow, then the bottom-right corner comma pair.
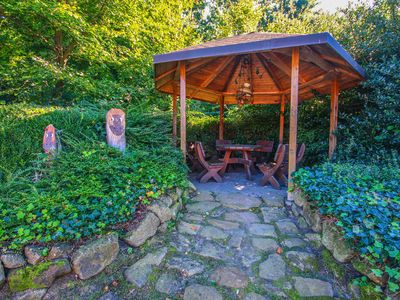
0,103 -> 187,249
294,162 -> 400,295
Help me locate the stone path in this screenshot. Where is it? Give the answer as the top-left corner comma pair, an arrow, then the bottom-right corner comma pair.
43,172 -> 354,299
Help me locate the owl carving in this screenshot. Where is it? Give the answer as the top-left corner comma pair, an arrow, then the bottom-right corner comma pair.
106,108 -> 126,151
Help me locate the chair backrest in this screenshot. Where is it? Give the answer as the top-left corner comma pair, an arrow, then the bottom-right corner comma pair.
195,142 -> 209,169
296,143 -> 305,164
256,140 -> 274,152
276,143 -> 305,165
275,144 -> 286,167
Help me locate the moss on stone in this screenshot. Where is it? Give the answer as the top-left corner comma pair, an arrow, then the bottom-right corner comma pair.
321,249 -> 346,280
8,261 -> 53,292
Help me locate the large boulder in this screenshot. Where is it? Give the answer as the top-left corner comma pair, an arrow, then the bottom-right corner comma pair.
11,289 -> 47,300
72,233 -> 119,280
1,253 -> 26,269
148,201 -> 173,223
303,203 -> 322,232
293,188 -> 307,207
24,245 -> 45,265
322,222 -> 355,262
124,212 -> 160,247
8,259 -> 71,292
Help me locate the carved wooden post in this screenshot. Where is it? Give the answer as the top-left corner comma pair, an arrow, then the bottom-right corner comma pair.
106,108 -> 126,151
329,78 -> 339,159
43,124 -> 57,155
219,96 -> 225,140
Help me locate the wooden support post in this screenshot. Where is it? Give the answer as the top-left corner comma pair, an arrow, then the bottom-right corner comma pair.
180,61 -> 187,158
172,93 -> 177,144
219,97 -> 224,140
279,95 -> 285,144
329,77 -> 339,159
288,47 -> 299,191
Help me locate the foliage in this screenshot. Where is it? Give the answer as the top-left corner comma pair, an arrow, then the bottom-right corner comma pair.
0,103 -> 187,249
293,162 -> 400,295
0,0 -> 198,105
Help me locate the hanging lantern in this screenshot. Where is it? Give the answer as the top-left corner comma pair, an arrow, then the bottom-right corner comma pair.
236,55 -> 253,106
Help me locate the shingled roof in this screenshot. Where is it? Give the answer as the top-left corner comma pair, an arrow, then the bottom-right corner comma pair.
153,32 -> 365,104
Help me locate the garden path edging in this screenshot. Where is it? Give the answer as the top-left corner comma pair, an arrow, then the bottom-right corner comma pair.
0,187 -> 189,298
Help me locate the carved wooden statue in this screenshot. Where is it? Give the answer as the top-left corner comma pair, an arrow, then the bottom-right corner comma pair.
106,108 -> 126,151
43,124 -> 57,155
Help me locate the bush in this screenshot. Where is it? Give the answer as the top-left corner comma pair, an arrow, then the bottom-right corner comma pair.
0,103 -> 187,249
293,162 -> 400,294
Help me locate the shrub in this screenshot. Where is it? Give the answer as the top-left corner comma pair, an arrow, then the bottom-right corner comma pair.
0,103 -> 187,249
293,162 -> 400,294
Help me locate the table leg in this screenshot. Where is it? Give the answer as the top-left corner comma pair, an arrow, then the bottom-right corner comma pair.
243,151 -> 252,180
220,149 -> 232,175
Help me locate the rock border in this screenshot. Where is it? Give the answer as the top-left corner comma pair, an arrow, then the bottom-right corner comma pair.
0,186 -> 191,298
288,188 -> 388,289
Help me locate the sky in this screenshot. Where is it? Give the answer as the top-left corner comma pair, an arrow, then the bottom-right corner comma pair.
317,0 -> 364,13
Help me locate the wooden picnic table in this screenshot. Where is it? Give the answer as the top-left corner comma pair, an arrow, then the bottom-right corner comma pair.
218,144 -> 261,180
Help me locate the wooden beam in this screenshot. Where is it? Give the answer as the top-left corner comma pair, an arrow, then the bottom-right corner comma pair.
279,95 -> 285,144
180,61 -> 187,158
256,53 -> 284,91
219,97 -> 224,139
223,56 -> 241,92
300,46 -> 335,72
172,93 -> 177,144
329,77 -> 339,159
156,65 -> 177,81
288,47 -> 299,189
201,56 -> 235,88
262,52 -> 306,84
282,70 -> 336,94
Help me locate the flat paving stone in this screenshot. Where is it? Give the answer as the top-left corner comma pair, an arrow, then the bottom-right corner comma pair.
228,230 -> 244,249
194,241 -> 225,260
200,226 -> 228,240
225,211 -> 260,223
186,201 -> 221,213
282,238 -> 306,249
248,223 -> 277,238
275,219 -> 299,234
218,193 -> 262,210
261,207 -> 287,223
244,292 -> 269,300
259,254 -> 286,281
183,284 -> 222,300
208,219 -> 240,230
155,273 -> 184,295
293,277 -> 334,297
167,256 -> 204,277
192,192 -> 214,202
285,251 -> 317,271
210,266 -> 248,288
252,238 -> 279,252
261,193 -> 285,207
177,221 -> 202,235
184,213 -> 205,222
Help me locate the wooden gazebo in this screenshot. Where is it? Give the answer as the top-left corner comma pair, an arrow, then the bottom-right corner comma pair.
153,32 -> 365,187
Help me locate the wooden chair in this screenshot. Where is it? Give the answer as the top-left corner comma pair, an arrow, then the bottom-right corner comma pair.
257,144 -> 286,189
251,140 -> 274,164
195,142 -> 224,183
275,143 -> 306,186
187,141 -> 203,172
